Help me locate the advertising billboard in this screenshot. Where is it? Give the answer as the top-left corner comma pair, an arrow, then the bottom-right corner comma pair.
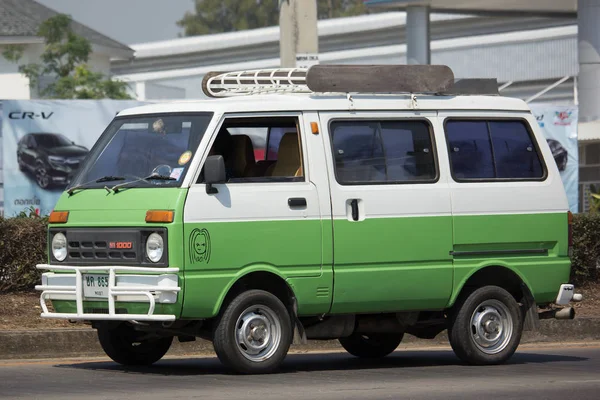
1,100 -> 148,217
530,104 -> 579,213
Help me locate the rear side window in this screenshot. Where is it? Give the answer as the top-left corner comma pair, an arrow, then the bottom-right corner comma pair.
329,120 -> 437,184
445,119 -> 545,181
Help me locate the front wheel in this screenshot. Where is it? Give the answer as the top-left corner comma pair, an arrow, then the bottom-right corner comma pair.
213,290 -> 293,374
448,285 -> 523,365
97,323 -> 173,366
339,332 -> 404,358
35,163 -> 50,189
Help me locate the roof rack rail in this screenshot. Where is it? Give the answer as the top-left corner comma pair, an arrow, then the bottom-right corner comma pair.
201,65 -> 499,98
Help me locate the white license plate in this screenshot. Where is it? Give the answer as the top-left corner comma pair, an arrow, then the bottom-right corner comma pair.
83,274 -> 110,299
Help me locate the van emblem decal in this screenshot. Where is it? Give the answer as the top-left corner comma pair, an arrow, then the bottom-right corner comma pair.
189,228 -> 211,264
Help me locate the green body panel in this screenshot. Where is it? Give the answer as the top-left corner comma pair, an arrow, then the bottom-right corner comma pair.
330,216 -> 454,313
448,212 -> 570,306
48,186 -> 570,319
48,188 -> 188,318
181,219 -> 330,318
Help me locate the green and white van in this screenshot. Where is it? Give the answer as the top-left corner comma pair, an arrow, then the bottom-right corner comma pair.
37,65 -> 582,374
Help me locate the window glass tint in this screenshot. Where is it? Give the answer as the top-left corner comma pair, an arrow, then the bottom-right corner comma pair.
330,120 -> 436,184
446,121 -> 495,179
446,119 -> 544,180
267,128 -> 288,160
33,133 -> 72,148
199,117 -> 302,183
490,121 -> 544,178
72,114 -> 212,189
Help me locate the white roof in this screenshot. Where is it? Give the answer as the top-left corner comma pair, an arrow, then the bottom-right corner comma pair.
117,93 -> 531,116
365,0 -> 576,14
578,120 -> 600,141
129,12 -> 473,59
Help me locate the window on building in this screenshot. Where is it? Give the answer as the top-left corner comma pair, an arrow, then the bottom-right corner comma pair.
329,119 -> 437,184
446,119 -> 545,181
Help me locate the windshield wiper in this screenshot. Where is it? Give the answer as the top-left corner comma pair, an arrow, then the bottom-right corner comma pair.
67,176 -> 126,196
110,174 -> 176,193
95,176 -> 125,183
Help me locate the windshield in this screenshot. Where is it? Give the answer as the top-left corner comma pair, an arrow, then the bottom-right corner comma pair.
35,133 -> 72,148
70,113 -> 213,189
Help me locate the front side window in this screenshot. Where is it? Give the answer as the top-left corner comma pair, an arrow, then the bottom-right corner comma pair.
329,119 -> 437,184
445,119 -> 545,181
199,116 -> 304,183
71,113 -> 213,189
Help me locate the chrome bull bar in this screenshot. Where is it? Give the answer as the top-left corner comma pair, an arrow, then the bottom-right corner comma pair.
35,264 -> 181,322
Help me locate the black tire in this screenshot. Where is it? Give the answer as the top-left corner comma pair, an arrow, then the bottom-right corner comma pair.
35,163 -> 50,189
213,289 -> 293,374
97,323 -> 173,366
339,332 -> 404,358
448,285 -> 523,365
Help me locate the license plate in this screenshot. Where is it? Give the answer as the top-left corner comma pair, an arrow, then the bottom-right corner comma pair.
82,274 -> 110,299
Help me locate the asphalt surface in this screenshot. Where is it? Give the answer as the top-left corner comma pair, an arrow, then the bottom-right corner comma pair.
1,344 -> 599,400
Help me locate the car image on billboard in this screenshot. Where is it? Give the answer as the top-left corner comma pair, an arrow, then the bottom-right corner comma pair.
16,133 -> 89,190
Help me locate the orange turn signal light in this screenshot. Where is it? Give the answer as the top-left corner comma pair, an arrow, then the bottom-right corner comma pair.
145,210 -> 174,223
48,211 -> 69,224
311,122 -> 319,135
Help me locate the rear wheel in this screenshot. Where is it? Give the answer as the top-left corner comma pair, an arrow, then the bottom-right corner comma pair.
97,323 -> 173,366
213,290 -> 293,374
448,285 -> 523,365
339,332 -> 404,358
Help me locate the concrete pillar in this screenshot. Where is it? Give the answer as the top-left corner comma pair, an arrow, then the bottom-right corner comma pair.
135,81 -> 146,101
578,0 -> 600,122
279,0 -> 319,68
406,5 -> 430,65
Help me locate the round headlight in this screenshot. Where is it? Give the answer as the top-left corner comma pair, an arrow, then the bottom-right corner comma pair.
52,232 -> 67,262
146,233 -> 164,263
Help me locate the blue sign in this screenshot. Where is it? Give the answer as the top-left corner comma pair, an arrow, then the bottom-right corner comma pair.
2,100 -> 148,217
530,104 -> 579,213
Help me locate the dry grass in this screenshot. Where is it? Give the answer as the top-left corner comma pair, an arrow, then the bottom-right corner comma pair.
573,281 -> 600,317
0,292 -> 87,330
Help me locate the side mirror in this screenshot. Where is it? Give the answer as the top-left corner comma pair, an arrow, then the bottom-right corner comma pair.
205,155 -> 226,194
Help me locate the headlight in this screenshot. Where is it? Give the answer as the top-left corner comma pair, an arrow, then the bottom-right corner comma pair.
146,233 -> 164,263
48,156 -> 66,165
52,233 -> 67,262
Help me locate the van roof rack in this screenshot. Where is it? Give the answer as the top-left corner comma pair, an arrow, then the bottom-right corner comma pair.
201,65 -> 499,98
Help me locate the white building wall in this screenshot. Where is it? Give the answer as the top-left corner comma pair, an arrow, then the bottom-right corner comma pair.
0,43 -> 114,100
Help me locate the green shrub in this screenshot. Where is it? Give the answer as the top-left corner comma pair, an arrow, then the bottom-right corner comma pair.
0,209 -> 48,293
571,213 -> 600,285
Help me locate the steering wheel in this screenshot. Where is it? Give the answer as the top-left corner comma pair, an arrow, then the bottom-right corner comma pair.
152,164 -> 172,177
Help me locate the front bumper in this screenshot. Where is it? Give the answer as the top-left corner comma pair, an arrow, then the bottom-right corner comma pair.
35,264 -> 181,322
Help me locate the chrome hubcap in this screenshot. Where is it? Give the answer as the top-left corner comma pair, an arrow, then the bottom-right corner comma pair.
235,305 -> 281,362
470,299 -> 513,354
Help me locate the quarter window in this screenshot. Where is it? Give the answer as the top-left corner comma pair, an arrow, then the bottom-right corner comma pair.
445,119 -> 544,180
329,120 -> 437,184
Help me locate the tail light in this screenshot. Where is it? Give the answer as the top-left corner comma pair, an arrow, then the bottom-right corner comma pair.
568,211 -> 573,257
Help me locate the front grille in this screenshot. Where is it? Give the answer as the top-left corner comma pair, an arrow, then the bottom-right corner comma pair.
67,239 -> 138,261
49,228 -> 168,267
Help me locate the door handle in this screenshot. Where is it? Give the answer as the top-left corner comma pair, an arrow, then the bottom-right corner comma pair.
288,197 -> 307,208
350,199 -> 359,221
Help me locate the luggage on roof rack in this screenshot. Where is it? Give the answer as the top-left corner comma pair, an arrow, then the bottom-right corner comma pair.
201,65 -> 499,98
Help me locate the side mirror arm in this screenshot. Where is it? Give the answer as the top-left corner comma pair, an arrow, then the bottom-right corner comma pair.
206,182 -> 218,195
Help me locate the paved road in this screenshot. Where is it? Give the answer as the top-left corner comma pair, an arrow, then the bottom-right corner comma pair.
1,344 -> 599,399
